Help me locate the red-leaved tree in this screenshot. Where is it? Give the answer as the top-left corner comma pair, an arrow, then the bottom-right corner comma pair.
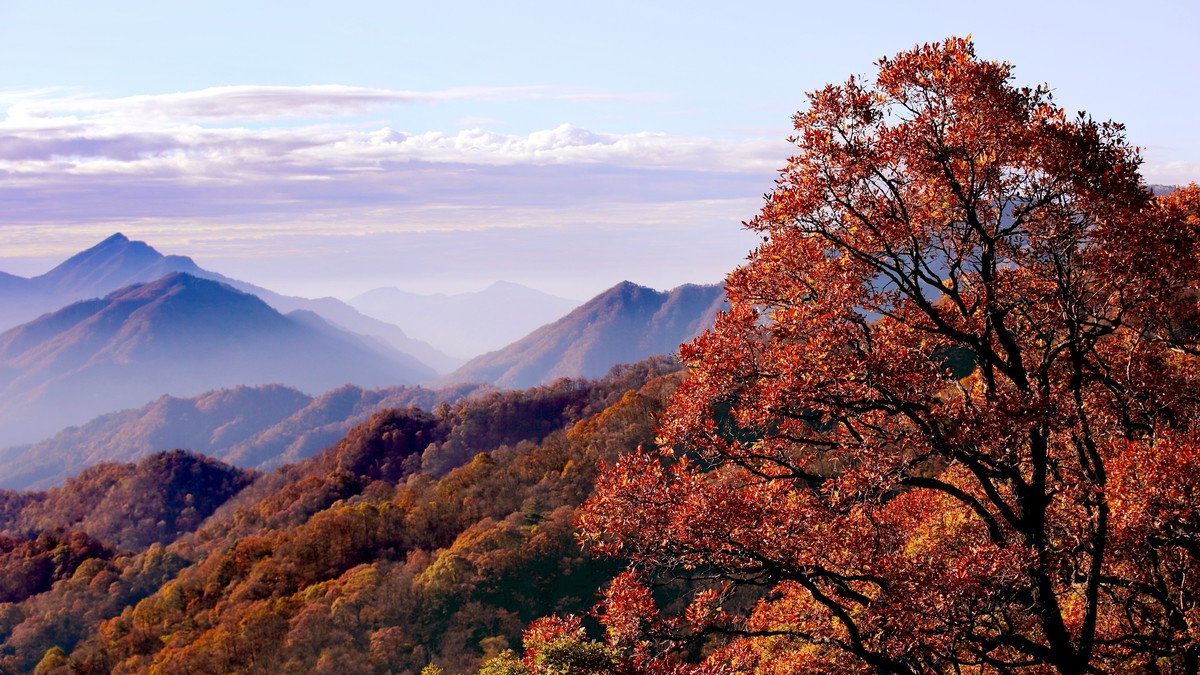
577,37 -> 1200,673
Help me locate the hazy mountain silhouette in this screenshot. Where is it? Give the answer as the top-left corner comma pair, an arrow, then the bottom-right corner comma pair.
0,233 -> 460,372
0,381 -> 484,490
218,381 -> 480,470
36,233 -> 206,298
443,281 -> 725,389
0,385 -> 307,489
0,233 -> 205,329
263,295 -> 462,373
0,273 -> 437,447
348,281 -> 580,358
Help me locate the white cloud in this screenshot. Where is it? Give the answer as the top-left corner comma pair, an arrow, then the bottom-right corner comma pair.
0,86 -> 786,234
1140,158 -> 1200,187
0,84 -> 624,122
0,86 -> 782,168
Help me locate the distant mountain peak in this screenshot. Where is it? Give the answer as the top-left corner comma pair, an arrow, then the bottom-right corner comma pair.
443,280 -> 726,389
144,270 -> 204,287
32,232 -> 207,299
101,272 -> 255,308
348,282 -> 581,358
596,281 -> 657,305
484,280 -> 532,292
0,272 -> 437,446
99,232 -> 130,245
0,234 -> 458,378
73,233 -> 157,261
609,280 -> 646,293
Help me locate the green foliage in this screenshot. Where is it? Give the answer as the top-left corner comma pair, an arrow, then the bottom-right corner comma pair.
32,645 -> 68,674
477,649 -> 529,675
533,638 -> 621,674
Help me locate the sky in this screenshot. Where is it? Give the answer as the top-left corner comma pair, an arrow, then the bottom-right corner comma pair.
0,1 -> 1196,300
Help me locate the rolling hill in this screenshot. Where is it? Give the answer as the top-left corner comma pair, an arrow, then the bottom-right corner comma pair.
0,381 -> 485,490
0,358 -> 681,673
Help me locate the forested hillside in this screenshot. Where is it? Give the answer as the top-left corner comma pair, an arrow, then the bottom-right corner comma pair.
0,357 -> 680,673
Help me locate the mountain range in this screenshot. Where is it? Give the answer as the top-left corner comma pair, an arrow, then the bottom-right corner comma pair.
0,381 -> 483,490
0,233 -> 462,372
0,273 -> 436,447
0,234 -> 729,482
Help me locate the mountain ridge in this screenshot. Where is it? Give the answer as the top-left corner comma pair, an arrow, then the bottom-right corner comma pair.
0,234 -> 461,373
0,273 -> 437,448
0,380 -> 485,490
443,280 -> 725,389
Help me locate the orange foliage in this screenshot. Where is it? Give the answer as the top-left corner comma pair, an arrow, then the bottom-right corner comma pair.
581,37 -> 1200,672
20,360 -> 682,674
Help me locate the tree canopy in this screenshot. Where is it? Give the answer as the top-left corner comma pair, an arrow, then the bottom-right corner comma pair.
578,37 -> 1200,673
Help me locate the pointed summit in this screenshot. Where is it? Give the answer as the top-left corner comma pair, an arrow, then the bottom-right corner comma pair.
0,234 -> 458,375
0,273 -> 436,445
443,281 -> 726,389
34,233 -> 204,298
97,232 -> 130,246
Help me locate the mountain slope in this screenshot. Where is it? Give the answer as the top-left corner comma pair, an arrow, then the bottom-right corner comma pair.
263,295 -> 463,372
34,233 -> 206,298
0,233 -> 459,372
0,233 -> 206,329
0,358 -> 682,673
444,281 -> 725,388
349,280 -> 580,358
0,273 -> 436,448
219,381 -> 481,469
0,449 -> 256,551
0,385 -> 310,489
0,381 -> 485,490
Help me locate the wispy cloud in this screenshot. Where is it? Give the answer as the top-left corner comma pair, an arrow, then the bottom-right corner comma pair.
0,85 -> 645,122
1140,159 -> 1200,188
7,83 -> 1189,298
0,85 -> 780,296
0,86 -> 784,232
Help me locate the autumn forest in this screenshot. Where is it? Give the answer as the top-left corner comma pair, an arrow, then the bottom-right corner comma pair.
2,37 -> 1200,673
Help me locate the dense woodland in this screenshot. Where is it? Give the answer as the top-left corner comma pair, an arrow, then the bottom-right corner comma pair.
0,357 -> 680,673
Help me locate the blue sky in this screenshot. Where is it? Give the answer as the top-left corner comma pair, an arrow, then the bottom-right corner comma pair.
0,1 -> 1196,298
